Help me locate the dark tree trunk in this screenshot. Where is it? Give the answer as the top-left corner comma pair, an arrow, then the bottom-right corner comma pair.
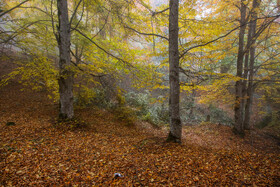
57,0 -> 74,119
234,0 -> 247,136
167,0 -> 182,143
244,0 -> 260,129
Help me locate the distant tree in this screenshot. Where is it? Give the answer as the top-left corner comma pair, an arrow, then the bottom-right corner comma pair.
243,0 -> 260,129
234,0 -> 279,133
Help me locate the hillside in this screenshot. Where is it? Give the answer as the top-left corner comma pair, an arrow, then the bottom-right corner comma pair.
0,59 -> 280,186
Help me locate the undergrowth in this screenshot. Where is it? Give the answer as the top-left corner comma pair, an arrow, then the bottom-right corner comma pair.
74,88 -> 233,127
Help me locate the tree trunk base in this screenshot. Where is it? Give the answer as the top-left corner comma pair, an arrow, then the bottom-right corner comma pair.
244,126 -> 251,130
232,127 -> 245,138
59,113 -> 72,120
166,132 -> 181,143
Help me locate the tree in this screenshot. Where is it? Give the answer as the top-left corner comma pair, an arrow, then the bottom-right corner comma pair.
56,0 -> 74,119
167,0 -> 181,143
243,0 -> 260,129
234,0 -> 279,132
1,0 -> 278,135
234,0 -> 247,136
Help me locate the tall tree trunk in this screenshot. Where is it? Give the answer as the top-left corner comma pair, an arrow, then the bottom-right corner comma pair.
167,0 -> 182,143
241,29 -> 252,121
57,0 -> 74,119
234,0 -> 247,136
244,0 -> 260,129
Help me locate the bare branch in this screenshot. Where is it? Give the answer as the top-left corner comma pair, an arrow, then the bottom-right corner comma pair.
70,49 -> 107,78
71,0 -> 85,31
0,0 -> 29,18
179,26 -> 240,59
50,0 -> 58,42
124,25 -> 169,41
72,28 -> 133,67
1,20 -> 52,44
18,6 -> 51,16
69,0 -> 83,26
179,14 -> 280,59
152,8 -> 169,16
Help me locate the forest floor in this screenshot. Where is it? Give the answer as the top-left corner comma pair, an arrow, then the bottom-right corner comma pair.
0,59 -> 280,186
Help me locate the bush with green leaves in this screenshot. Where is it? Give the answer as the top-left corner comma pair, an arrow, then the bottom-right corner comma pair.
75,88 -> 233,127
74,87 -> 115,109
180,98 -> 233,126
124,91 -> 169,126
207,104 -> 233,125
257,111 -> 280,129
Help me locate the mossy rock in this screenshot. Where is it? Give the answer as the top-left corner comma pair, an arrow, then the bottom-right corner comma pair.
54,117 -> 89,131
6,122 -> 16,126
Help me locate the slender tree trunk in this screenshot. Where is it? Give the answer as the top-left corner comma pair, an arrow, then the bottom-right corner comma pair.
167,0 -> 182,143
241,6 -> 253,127
244,49 -> 256,129
234,0 -> 247,136
241,29 -> 252,120
244,0 -> 260,129
241,51 -> 249,120
57,0 -> 74,119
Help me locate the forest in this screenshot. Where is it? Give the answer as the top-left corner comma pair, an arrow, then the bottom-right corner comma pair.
0,0 -> 279,186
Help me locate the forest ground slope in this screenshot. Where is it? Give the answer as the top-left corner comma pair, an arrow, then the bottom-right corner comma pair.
0,59 -> 279,186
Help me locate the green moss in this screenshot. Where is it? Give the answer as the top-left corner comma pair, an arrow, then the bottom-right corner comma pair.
6,122 -> 16,126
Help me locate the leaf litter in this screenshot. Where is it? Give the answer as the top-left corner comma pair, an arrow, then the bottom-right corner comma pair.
0,81 -> 279,186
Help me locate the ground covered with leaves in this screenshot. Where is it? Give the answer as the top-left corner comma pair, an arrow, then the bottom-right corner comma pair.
1,64 -> 280,186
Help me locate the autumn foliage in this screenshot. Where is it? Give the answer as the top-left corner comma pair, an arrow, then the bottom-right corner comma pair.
1,0 -> 280,185
0,62 -> 279,186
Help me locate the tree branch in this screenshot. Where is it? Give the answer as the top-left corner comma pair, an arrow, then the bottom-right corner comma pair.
17,6 -> 51,16
152,8 -> 169,16
179,14 -> 280,59
179,26 -> 240,59
0,0 -> 29,17
1,20 -> 51,44
124,25 -> 169,41
72,28 -> 133,67
87,10 -> 110,39
70,49 -> 107,78
69,0 -> 83,26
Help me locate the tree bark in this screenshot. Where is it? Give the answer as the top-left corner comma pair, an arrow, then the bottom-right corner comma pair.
234,0 -> 247,136
244,0 -> 260,129
241,29 -> 251,120
57,0 -> 74,119
167,0 -> 182,143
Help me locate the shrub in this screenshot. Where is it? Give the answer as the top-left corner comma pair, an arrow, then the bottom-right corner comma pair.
180,99 -> 233,126
75,87 -> 115,109
124,91 -> 169,126
113,106 -> 137,126
208,105 -> 233,126
257,111 -> 280,129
